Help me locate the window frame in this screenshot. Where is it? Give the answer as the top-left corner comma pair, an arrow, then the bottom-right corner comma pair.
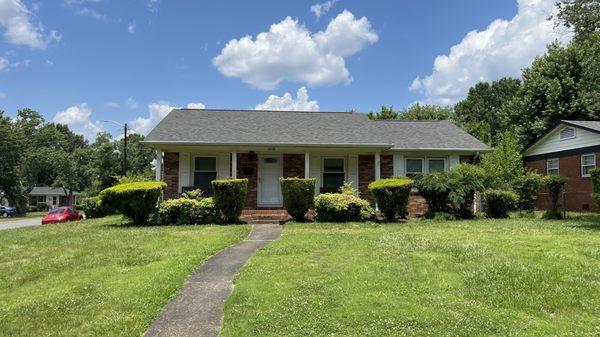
321,157 -> 346,189
405,158 -> 425,176
193,155 -> 218,190
427,158 -> 447,173
581,153 -> 596,178
547,158 -> 560,176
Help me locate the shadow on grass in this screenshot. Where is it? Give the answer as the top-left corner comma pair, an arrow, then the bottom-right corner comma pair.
566,213 -> 600,231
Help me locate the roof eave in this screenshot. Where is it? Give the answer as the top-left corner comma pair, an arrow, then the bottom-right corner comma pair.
141,140 -> 393,149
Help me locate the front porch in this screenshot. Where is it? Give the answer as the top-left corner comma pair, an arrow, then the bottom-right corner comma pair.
154,147 -> 464,217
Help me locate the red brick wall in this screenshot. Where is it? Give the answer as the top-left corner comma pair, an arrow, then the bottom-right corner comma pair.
163,152 -> 179,199
359,155 -> 375,202
381,155 -> 393,178
237,153 -> 258,208
283,154 -> 305,178
408,193 -> 428,218
525,153 -> 598,211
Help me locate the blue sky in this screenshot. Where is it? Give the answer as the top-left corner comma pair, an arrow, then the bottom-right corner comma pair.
0,0 -> 570,139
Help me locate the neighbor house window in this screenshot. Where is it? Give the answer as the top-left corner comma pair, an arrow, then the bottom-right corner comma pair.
194,156 -> 217,192
581,154 -> 596,177
547,158 -> 559,175
428,158 -> 446,173
322,158 -> 345,191
406,158 -> 424,177
559,127 -> 575,140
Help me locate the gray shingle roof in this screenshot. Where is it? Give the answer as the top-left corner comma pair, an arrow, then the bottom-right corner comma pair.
30,186 -> 80,196
562,120 -> 600,133
144,109 -> 489,151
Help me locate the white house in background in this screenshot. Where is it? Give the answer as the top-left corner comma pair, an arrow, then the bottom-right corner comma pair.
29,187 -> 80,208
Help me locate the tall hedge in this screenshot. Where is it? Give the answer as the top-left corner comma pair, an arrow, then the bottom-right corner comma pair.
542,175 -> 568,219
211,178 -> 248,223
280,177 -> 316,221
368,178 -> 412,221
591,168 -> 600,208
99,181 -> 166,225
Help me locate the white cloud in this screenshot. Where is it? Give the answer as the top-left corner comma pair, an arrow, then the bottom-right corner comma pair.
213,10 -> 378,90
0,0 -> 60,49
255,87 -> 319,111
127,22 -> 136,34
105,101 -> 120,108
126,97 -> 138,110
0,56 -> 8,71
53,103 -> 104,140
310,0 -> 337,19
410,0 -> 572,105
186,102 -> 206,109
129,101 -> 205,135
0,91 -> 6,98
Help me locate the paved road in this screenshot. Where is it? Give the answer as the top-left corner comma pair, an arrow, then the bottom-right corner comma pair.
0,217 -> 42,231
144,223 -> 282,337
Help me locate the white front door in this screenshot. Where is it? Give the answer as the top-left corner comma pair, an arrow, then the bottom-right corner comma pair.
258,155 -> 282,205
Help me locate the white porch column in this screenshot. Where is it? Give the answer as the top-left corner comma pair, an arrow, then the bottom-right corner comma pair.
304,152 -> 310,178
375,152 -> 381,180
231,151 -> 237,178
155,150 -> 162,181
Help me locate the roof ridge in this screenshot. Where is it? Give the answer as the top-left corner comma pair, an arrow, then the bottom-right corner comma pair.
177,108 -> 361,115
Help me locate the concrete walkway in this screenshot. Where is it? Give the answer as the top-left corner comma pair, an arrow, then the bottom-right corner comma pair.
0,217 -> 42,231
144,223 -> 282,337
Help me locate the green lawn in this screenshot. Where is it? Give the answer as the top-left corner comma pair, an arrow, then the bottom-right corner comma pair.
0,216 -> 250,337
222,215 -> 600,336
0,211 -> 46,222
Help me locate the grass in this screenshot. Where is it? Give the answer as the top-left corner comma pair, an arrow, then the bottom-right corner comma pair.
0,216 -> 250,337
222,215 -> 600,337
0,211 -> 46,222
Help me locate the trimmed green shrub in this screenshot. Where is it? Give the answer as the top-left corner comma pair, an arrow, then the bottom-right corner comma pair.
339,181 -> 360,196
483,189 -> 518,218
314,193 -> 374,222
514,171 -> 543,212
181,189 -> 204,201
211,178 -> 248,223
80,197 -> 111,218
280,177 -> 316,221
591,168 -> 600,208
413,173 -> 451,215
153,197 -> 217,226
542,175 -> 568,219
368,178 -> 412,221
36,202 -> 48,211
99,181 -> 166,224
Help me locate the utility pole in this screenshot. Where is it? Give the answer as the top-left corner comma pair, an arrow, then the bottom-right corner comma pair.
123,123 -> 128,176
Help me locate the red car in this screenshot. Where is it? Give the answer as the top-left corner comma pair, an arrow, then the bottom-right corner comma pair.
41,207 -> 84,224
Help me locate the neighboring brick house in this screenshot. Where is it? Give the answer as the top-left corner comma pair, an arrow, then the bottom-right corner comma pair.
523,120 -> 600,211
143,109 -> 489,217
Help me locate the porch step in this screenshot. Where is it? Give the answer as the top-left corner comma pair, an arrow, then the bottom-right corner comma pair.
241,210 -> 290,224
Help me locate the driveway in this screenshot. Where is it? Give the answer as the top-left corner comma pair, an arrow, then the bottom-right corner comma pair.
0,217 -> 42,231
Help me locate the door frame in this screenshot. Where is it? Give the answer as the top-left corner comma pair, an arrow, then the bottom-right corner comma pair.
257,154 -> 283,207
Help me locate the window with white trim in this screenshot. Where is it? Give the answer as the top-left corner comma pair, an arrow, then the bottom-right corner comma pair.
406,158 -> 424,177
581,154 -> 596,177
322,158 -> 345,190
547,158 -> 559,175
193,156 -> 217,192
559,127 -> 575,140
428,158 -> 446,173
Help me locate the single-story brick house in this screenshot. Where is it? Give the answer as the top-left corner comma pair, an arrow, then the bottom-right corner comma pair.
523,120 -> 600,211
143,109 -> 489,216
